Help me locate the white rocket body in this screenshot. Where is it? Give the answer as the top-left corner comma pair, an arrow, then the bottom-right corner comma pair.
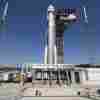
47,5 -> 56,64
44,45 -> 57,64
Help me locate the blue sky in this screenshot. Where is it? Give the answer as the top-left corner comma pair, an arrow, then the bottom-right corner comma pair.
0,0 -> 99,64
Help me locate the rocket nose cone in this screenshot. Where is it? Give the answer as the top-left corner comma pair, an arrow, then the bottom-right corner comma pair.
48,4 -> 55,12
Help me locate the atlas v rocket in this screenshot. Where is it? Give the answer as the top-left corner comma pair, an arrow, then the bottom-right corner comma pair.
44,5 -> 57,64
44,4 -> 78,64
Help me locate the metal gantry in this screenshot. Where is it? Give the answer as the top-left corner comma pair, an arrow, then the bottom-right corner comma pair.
0,0 -> 8,31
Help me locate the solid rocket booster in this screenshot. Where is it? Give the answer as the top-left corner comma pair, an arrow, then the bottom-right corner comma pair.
47,5 -> 56,64
54,45 -> 57,64
44,45 -> 48,64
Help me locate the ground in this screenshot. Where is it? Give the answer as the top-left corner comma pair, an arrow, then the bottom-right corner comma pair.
0,83 -> 100,100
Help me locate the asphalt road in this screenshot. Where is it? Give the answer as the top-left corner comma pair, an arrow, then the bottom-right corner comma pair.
18,96 -> 95,100
0,96 -> 100,100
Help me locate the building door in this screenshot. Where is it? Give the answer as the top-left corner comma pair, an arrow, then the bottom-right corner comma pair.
74,72 -> 80,83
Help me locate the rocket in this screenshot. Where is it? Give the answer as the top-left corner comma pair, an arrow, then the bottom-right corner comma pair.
44,4 -> 57,64
47,4 -> 56,64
